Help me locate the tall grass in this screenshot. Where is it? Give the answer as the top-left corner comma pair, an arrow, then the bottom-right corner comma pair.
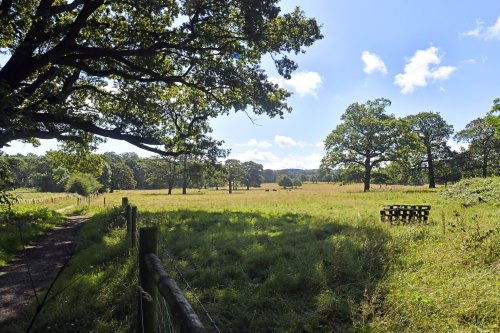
2,183 -> 498,332
0,207 -> 66,266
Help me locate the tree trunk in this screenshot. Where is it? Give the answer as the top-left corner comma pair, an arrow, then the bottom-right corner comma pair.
167,182 -> 173,195
363,157 -> 372,192
182,176 -> 187,194
246,184 -> 250,190
482,149 -> 488,178
427,146 -> 436,188
228,178 -> 232,194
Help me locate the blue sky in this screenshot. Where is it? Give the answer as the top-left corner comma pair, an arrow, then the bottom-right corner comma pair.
3,0 -> 500,169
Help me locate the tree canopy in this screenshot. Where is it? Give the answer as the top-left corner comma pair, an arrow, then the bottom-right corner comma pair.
455,117 -> 500,178
0,0 -> 322,156
322,98 -> 413,192
406,112 -> 453,188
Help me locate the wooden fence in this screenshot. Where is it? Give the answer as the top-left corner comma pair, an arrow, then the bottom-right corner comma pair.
122,198 -> 207,333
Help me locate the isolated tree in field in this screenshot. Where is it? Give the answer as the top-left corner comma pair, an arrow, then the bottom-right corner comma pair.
323,98 -> 411,192
406,112 -> 453,188
0,0 -> 321,156
455,118 -> 500,177
278,175 -> 293,189
243,161 -> 264,190
225,159 -> 245,194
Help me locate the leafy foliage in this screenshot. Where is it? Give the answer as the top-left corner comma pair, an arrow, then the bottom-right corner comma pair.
486,98 -> 500,138
441,176 -> 500,206
0,0 -> 322,157
243,161 -> 264,189
0,157 -> 17,210
65,173 -> 102,196
278,175 -> 293,188
323,98 -> 415,191
454,117 -> 500,178
405,112 -> 454,188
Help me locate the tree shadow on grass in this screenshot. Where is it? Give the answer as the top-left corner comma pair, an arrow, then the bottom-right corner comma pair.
141,210 -> 392,332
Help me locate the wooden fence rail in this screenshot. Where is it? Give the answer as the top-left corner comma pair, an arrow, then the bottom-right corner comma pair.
121,198 -> 207,333
144,253 -> 207,333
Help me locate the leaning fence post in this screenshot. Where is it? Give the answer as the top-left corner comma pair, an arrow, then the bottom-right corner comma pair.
139,227 -> 158,333
131,206 -> 137,248
122,197 -> 129,207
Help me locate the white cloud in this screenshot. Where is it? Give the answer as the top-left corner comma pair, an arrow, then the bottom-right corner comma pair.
265,154 -> 323,170
485,16 -> 500,40
394,46 -> 456,94
361,51 -> 388,75
235,139 -> 272,148
460,19 -> 484,38
230,150 -> 323,170
232,149 -> 279,163
315,141 -> 324,148
461,58 -> 477,65
274,135 -> 297,148
460,16 -> 500,40
270,71 -> 322,97
273,135 -> 310,148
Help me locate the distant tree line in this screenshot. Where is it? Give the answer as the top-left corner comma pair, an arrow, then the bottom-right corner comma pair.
0,152 -> 269,195
0,97 -> 498,197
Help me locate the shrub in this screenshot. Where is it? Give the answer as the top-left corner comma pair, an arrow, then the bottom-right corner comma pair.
278,175 -> 293,189
441,177 -> 500,205
65,173 -> 102,196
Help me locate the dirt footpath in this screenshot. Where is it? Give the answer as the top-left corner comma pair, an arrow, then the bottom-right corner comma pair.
0,215 -> 88,323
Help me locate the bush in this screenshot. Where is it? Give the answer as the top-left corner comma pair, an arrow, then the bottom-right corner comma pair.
278,175 -> 293,189
65,173 -> 102,196
441,177 -> 500,205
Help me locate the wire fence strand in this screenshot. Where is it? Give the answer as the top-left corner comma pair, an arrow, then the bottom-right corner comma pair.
161,249 -> 223,333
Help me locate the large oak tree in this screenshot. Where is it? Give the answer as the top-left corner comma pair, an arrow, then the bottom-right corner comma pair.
322,98 -> 413,192
0,0 -> 322,156
405,112 -> 453,188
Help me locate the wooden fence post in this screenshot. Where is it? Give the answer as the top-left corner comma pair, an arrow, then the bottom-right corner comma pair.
122,197 -> 129,207
139,227 -> 158,333
131,206 -> 137,248
103,197 -> 106,207
125,204 -> 132,234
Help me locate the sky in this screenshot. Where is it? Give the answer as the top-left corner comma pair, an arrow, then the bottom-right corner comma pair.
2,0 -> 500,170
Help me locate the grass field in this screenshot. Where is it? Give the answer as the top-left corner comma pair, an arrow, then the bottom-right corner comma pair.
2,183 -> 498,332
